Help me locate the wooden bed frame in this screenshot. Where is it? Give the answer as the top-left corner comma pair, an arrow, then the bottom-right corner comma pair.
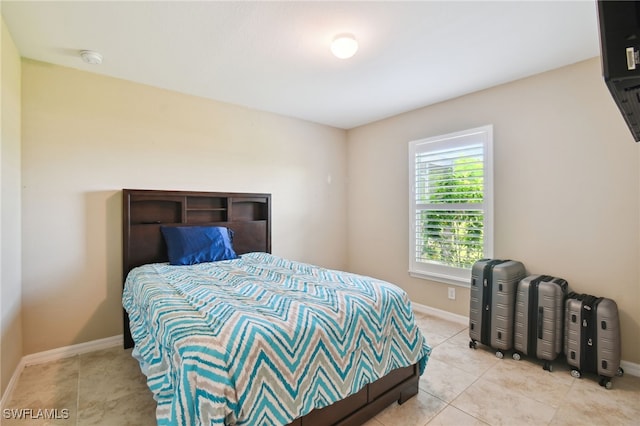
122,189 -> 419,426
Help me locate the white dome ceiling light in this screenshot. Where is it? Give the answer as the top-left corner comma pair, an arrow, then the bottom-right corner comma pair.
80,50 -> 103,65
331,34 -> 358,59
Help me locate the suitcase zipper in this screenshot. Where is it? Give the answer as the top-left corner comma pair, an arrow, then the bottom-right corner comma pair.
592,297 -> 604,375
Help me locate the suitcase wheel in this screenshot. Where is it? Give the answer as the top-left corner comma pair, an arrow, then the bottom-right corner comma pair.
469,340 -> 477,350
495,351 -> 504,359
617,367 -> 624,377
512,352 -> 521,361
543,361 -> 552,372
570,369 -> 582,379
599,377 -> 613,389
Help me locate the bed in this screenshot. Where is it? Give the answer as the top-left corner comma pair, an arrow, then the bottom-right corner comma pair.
121,189 -> 431,426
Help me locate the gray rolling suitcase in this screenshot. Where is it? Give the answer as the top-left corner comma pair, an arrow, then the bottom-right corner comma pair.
513,275 -> 568,371
469,259 -> 526,358
565,293 -> 624,388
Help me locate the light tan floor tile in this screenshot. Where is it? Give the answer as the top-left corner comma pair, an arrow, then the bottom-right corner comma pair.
77,390 -> 157,426
549,372 -> 640,426
374,390 -> 447,426
78,347 -> 150,407
418,327 -> 451,349
420,358 -> 478,403
5,357 -> 79,425
1,404 -> 75,426
427,405 -> 489,426
76,346 -> 156,423
479,356 -> 573,408
429,330 -> 500,376
79,346 -> 145,382
8,356 -> 79,404
414,313 -> 467,340
451,376 -> 557,425
361,417 -> 385,426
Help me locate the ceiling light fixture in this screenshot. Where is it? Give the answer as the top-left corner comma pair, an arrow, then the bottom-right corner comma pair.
80,50 -> 103,65
331,34 -> 358,59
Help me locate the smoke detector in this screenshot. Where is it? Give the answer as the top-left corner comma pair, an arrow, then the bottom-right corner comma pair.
80,50 -> 103,65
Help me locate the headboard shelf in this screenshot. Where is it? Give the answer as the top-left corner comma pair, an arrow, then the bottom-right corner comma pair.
122,189 -> 272,348
186,196 -> 227,210
130,199 -> 182,224
123,189 -> 272,276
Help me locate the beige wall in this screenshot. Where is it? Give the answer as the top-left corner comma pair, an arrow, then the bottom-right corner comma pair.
21,60 -> 347,354
347,57 -> 640,364
15,54 -> 640,367
1,18 -> 22,398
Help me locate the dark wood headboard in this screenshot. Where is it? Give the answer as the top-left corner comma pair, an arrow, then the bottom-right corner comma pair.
122,189 -> 271,348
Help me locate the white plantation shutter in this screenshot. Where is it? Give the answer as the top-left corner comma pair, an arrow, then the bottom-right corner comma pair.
409,125 -> 493,285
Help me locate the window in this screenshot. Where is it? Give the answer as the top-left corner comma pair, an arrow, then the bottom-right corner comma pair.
409,125 -> 493,286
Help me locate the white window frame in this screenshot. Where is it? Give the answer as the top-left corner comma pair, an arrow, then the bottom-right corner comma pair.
408,125 -> 494,287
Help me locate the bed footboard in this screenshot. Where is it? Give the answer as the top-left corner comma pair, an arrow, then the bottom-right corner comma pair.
287,363 -> 419,426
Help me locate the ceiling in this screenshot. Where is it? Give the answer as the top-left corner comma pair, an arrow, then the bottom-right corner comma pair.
2,1 -> 601,129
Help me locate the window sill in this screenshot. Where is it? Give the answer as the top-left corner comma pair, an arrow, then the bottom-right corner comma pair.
408,269 -> 470,288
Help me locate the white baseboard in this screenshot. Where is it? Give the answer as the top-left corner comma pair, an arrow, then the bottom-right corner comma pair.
620,360 -> 640,378
411,302 -> 640,378
412,301 -> 469,326
1,335 -> 123,409
21,334 -> 123,367
0,357 -> 26,409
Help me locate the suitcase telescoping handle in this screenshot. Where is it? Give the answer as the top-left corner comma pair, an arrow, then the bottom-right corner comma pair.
554,278 -> 568,294
531,275 -> 553,285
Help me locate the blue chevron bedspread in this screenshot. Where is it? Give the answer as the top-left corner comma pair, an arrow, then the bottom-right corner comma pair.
123,252 -> 431,426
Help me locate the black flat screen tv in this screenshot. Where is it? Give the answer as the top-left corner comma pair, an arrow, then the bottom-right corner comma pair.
598,0 -> 640,142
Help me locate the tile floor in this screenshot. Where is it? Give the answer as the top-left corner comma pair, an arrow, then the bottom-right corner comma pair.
4,311 -> 640,425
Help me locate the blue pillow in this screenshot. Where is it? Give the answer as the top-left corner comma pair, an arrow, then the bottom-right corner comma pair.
160,226 -> 238,265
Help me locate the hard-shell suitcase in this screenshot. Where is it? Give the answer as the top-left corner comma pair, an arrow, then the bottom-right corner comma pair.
513,274 -> 568,371
469,259 -> 526,358
564,293 -> 624,388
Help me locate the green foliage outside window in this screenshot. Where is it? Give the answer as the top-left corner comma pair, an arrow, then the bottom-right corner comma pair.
418,157 -> 484,268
